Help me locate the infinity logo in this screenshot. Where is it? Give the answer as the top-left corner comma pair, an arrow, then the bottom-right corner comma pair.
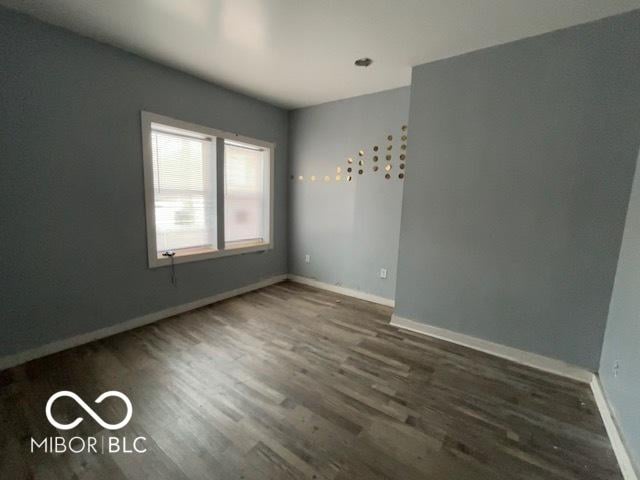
45,391 -> 133,431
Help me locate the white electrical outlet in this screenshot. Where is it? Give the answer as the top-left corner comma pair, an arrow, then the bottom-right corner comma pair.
613,361 -> 620,377
305,254 -> 311,264
379,268 -> 387,279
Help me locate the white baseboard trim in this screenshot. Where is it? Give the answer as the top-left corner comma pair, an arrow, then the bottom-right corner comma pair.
287,274 -> 395,307
0,274 -> 287,372
390,314 -> 636,478
591,376 -> 639,480
390,314 -> 594,384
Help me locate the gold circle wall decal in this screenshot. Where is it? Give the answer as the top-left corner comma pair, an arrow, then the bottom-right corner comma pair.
358,169 -> 363,175
401,135 -> 407,141
324,176 -> 330,182
373,155 -> 378,162
337,166 -> 342,173
387,135 -> 393,141
400,154 -> 406,161
401,144 -> 407,150
399,173 -> 405,179
402,125 -> 408,131
347,157 -> 353,164
385,173 -> 391,179
311,175 -> 316,181
347,175 -> 352,182
298,175 -> 304,181
373,146 -> 379,152
358,159 -> 364,166
373,165 -> 379,172
384,164 -> 392,172
358,150 -> 364,156
387,145 -> 392,151
336,175 -> 341,181
386,154 -> 391,161
347,167 -> 352,173
400,163 -> 405,169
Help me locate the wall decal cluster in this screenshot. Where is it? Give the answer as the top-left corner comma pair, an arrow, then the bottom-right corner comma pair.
292,124 -> 408,183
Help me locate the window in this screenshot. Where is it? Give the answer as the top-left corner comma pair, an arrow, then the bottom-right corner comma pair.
141,112 -> 273,267
151,125 -> 216,255
224,140 -> 270,248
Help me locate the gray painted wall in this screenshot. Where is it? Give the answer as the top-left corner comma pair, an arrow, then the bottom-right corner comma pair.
288,88 -> 410,300
0,8 -> 288,357
395,11 -> 640,370
599,149 -> 640,473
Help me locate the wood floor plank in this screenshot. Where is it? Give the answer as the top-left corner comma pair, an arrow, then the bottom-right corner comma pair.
0,281 -> 622,479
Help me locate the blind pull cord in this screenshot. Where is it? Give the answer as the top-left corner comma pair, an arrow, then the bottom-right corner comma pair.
162,251 -> 177,286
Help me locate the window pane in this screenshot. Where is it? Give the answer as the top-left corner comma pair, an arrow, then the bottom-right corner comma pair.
224,142 -> 269,246
151,130 -> 216,253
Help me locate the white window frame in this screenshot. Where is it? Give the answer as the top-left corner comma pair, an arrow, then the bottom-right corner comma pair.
141,111 -> 274,268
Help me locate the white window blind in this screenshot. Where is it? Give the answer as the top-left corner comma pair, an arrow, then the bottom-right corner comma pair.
142,112 -> 273,267
151,128 -> 216,254
224,141 -> 269,247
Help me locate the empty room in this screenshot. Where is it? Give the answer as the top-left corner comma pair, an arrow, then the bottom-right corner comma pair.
1,1 -> 640,479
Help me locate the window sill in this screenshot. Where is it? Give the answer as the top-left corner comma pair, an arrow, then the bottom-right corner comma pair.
225,239 -> 268,250
148,243 -> 271,268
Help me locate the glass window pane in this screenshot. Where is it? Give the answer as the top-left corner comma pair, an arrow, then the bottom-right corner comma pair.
151,129 -> 216,254
224,142 -> 269,247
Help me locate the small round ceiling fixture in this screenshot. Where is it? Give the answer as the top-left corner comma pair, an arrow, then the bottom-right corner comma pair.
354,57 -> 373,67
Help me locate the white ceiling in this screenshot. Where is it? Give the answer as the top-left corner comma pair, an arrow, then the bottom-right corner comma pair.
3,0 -> 639,109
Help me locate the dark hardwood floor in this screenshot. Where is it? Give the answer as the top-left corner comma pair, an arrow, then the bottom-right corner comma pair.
0,281 -> 621,479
